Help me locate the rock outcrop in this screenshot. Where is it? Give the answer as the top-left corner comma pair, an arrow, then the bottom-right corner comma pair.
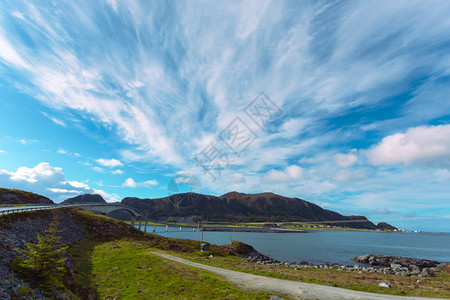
240,253 -> 442,277
352,254 -> 439,268
351,254 -> 440,277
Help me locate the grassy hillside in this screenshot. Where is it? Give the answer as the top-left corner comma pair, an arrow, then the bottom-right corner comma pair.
0,187 -> 53,204
0,207 -> 276,299
72,239 -> 273,299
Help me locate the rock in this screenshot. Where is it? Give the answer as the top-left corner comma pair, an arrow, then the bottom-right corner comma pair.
390,263 -> 402,270
379,282 -> 391,288
353,254 -> 439,269
419,268 -> 436,277
410,269 -> 421,276
416,280 -> 422,284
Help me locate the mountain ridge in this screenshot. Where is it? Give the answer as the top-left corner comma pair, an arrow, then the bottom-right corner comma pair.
119,191 -> 380,230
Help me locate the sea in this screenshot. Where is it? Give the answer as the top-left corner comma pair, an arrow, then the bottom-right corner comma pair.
145,225 -> 450,266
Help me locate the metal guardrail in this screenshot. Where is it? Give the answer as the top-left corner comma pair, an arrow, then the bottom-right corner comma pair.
0,203 -> 56,207
0,204 -> 75,215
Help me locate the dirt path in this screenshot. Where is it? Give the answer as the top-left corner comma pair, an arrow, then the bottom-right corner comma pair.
152,253 -> 438,300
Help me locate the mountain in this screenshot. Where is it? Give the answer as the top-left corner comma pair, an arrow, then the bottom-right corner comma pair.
0,188 -> 53,204
62,194 -> 106,204
120,191 -> 379,230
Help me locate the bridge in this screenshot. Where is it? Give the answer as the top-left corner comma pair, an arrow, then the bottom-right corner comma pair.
0,202 -> 207,234
0,202 -> 159,232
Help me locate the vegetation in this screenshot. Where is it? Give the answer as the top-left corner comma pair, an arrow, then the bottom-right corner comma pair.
173,252 -> 450,299
71,239 -> 275,299
0,187 -> 53,204
12,216 -> 69,292
2,204 -> 447,299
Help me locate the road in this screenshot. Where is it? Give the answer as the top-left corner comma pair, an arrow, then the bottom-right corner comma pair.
0,205 -> 56,215
153,253 -> 439,300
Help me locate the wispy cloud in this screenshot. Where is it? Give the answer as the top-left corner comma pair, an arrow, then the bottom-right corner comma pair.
96,158 -> 123,168
1,1 -> 450,230
123,177 -> 158,188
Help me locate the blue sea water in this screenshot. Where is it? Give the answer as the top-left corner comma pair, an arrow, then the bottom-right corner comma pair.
148,226 -> 450,265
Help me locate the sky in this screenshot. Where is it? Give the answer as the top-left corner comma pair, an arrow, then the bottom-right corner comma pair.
0,0 -> 449,232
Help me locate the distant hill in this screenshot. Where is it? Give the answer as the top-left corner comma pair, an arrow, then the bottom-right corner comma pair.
120,191 -> 379,230
376,222 -> 398,231
0,188 -> 53,204
62,194 -> 106,204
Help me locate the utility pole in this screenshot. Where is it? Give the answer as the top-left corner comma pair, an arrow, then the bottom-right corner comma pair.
201,221 -> 204,242
197,221 -> 200,241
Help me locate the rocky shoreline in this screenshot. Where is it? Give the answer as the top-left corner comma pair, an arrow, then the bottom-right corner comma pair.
241,252 -> 441,277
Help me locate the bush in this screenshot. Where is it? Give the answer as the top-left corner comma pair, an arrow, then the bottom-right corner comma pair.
12,216 -> 68,291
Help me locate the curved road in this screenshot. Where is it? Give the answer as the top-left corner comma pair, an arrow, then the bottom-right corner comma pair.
154,253 -> 439,300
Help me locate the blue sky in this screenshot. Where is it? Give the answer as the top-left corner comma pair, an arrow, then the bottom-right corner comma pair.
0,0 -> 449,232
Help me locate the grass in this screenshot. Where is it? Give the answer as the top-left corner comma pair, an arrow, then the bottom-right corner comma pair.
71,239 -> 278,299
69,211 -> 449,298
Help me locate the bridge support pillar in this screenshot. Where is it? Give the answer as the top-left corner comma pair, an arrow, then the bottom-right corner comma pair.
144,221 -> 148,232
153,222 -> 156,232
131,216 -> 135,228
165,225 -> 168,232
138,220 -> 142,231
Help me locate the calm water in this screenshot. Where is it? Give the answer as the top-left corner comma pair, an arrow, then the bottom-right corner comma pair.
143,225 -> 450,265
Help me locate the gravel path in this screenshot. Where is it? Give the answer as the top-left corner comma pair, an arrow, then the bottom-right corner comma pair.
153,253 -> 439,300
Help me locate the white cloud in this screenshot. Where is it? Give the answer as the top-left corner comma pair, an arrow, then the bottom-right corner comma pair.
92,166 -> 105,173
50,117 -> 66,127
285,165 -> 303,179
17,138 -> 38,145
334,151 -> 358,168
8,163 -> 64,184
123,177 -> 158,188
367,125 -> 450,167
67,180 -> 90,189
111,169 -> 123,175
332,169 -> 368,182
264,165 -> 303,182
93,189 -> 120,203
0,150 -> 5,153
96,158 -> 123,167
106,0 -> 118,12
57,148 -> 67,154
279,118 -> 309,138
123,177 -> 137,188
11,11 -> 26,20
48,188 -> 81,194
0,162 -> 120,202
143,179 -> 158,186
374,207 -> 392,215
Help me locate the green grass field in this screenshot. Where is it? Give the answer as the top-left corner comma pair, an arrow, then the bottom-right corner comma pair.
71,239 -> 279,299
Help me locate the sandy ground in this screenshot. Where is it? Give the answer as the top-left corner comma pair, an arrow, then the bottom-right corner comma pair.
152,253 -> 440,300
